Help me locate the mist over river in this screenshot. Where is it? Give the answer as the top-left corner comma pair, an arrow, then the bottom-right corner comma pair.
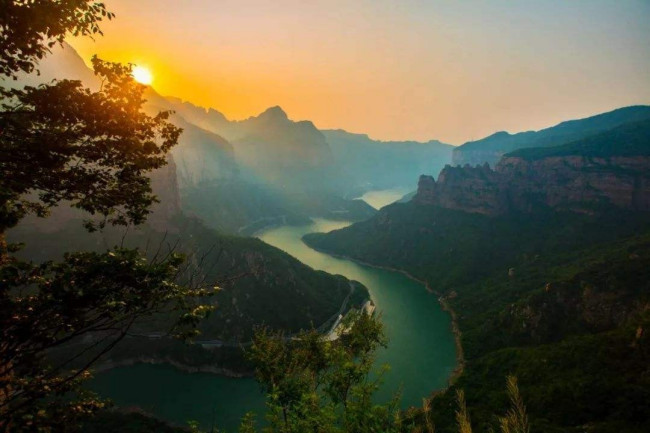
356,187 -> 412,209
90,192 -> 457,432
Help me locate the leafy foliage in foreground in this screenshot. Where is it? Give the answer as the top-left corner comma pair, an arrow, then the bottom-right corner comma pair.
238,312 -> 532,433
0,56 -> 181,233
0,1 -> 115,79
1,248 -> 213,430
242,311 -> 399,433
0,3 -> 213,431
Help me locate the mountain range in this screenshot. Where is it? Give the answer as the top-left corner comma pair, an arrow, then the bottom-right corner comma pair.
6,45 -> 373,373
10,41 -> 650,433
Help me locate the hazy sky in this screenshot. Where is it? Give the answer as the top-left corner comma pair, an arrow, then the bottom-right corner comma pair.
69,0 -> 650,144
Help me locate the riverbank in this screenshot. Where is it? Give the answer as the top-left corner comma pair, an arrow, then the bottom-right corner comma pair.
90,218 -> 458,428
91,280 -> 368,379
301,239 -> 465,391
93,355 -> 250,378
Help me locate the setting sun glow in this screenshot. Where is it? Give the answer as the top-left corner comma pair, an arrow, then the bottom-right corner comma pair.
132,65 -> 152,85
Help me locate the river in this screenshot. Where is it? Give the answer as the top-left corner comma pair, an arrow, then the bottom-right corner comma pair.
356,187 -> 412,209
90,201 -> 456,432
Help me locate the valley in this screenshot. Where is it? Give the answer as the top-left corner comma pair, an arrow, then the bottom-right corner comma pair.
89,214 -> 457,431
3,7 -> 649,431
305,164 -> 650,431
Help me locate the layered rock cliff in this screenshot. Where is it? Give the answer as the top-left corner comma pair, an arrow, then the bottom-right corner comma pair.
415,155 -> 650,216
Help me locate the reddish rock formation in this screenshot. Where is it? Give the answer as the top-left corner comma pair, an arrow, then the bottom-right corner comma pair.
414,156 -> 650,215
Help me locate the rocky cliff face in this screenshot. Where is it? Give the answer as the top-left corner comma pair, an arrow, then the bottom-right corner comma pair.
415,155 -> 650,215
168,116 -> 238,189
492,243 -> 650,347
166,100 -> 338,192
147,154 -> 182,232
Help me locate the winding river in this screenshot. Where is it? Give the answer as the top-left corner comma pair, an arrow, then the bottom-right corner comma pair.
90,198 -> 457,432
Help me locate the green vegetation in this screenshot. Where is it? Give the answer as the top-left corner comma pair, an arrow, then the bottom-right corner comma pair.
454,105 -> 650,165
237,313 -> 532,433
507,119 -> 650,160
0,2 -> 215,430
304,203 -> 650,291
9,212 -> 369,373
241,312 -> 400,433
422,233 -> 650,433
305,202 -> 650,432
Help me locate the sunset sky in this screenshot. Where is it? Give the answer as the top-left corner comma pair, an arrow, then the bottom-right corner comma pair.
69,0 -> 650,144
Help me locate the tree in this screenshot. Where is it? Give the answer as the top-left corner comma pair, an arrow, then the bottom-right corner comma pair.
0,2 -> 215,431
0,0 -> 114,79
242,312 -> 530,433
0,55 -> 181,235
242,311 -> 407,433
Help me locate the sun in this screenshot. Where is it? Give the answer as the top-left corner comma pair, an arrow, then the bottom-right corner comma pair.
132,65 -> 153,85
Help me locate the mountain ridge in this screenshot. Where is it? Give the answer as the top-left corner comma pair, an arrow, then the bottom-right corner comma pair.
453,105 -> 650,166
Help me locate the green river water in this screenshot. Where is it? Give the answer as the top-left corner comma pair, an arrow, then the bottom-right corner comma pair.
90,205 -> 457,431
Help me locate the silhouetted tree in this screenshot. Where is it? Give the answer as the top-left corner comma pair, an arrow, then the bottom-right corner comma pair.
0,0 -> 114,79
242,312 -> 531,433
243,311 -> 402,433
0,2 -> 215,431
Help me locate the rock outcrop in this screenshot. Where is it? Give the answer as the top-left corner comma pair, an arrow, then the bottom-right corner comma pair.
415,155 -> 650,215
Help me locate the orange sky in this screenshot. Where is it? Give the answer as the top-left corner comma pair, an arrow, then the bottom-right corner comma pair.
69,0 -> 650,144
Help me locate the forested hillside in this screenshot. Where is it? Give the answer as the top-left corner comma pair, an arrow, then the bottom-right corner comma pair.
304,124 -> 650,431
452,106 -> 650,166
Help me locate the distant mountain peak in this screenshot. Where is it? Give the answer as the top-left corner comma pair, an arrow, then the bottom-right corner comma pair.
479,131 -> 511,141
207,108 -> 229,122
257,105 -> 288,121
163,97 -> 229,123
